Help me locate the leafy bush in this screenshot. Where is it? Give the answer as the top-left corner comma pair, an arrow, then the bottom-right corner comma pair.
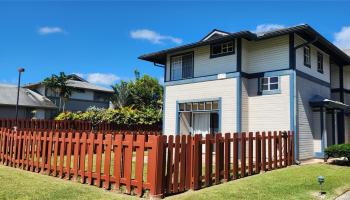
324,143 -> 350,162
55,106 -> 162,126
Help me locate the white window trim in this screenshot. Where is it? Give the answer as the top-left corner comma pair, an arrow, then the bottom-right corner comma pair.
259,76 -> 281,95
304,46 -> 311,67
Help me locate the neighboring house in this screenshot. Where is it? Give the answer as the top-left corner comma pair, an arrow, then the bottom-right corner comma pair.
24,74 -> 113,115
0,84 -> 57,119
139,24 -> 350,161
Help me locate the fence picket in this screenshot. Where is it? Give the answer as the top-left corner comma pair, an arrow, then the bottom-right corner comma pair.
248,132 -> 253,176
224,133 -> 230,181
16,130 -> 22,168
166,135 -> 174,193
233,133 -> 238,179
87,133 -> 94,185
95,133 -> 103,187
41,131 -> 47,173
179,135 -> 186,192
134,134 -> 145,196
124,134 -> 134,194
278,131 -> 283,168
173,135 -> 180,194
47,131 -> 54,175
205,134 -> 212,186
66,131 -> 73,180
268,132 -> 272,171
80,132 -> 87,183
53,131 -> 60,176
262,132 -> 266,172
273,131 -> 278,169
215,133 -> 221,184
240,133 -> 246,178
59,131 -> 66,178
73,132 -> 80,180
113,134 -> 122,191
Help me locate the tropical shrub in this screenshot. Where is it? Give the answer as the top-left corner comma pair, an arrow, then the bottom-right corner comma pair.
55,106 -> 162,126
324,143 -> 350,162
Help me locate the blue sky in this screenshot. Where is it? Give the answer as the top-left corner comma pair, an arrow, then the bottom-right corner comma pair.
1,1 -> 350,87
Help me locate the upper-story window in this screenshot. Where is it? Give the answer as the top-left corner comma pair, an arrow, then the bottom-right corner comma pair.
304,46 -> 311,67
210,41 -> 235,58
260,76 -> 279,93
170,52 -> 194,81
317,52 -> 323,73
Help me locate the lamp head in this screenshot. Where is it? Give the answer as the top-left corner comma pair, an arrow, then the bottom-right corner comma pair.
318,176 -> 325,184
18,67 -> 25,73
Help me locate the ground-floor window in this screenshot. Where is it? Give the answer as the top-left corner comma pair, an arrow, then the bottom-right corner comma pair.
178,100 -> 220,135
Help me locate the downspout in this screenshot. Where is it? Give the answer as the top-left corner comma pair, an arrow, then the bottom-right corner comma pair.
292,35 -> 319,164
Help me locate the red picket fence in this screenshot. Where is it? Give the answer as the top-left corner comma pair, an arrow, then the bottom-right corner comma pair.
0,128 -> 294,198
0,118 -> 162,133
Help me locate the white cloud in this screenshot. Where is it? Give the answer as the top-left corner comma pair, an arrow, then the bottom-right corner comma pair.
38,26 -> 66,35
74,73 -> 120,85
334,26 -> 350,49
130,29 -> 183,44
86,73 -> 120,85
254,24 -> 286,33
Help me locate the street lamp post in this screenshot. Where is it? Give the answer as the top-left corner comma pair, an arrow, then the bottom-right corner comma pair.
15,67 -> 25,129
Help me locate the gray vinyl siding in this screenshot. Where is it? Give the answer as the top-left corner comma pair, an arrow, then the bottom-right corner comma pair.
165,40 -> 237,81
331,63 -> 340,89
295,34 -> 331,83
241,78 -> 249,132
49,97 -> 109,112
246,75 -> 290,132
242,35 -> 289,73
0,106 -> 49,119
343,67 -> 350,90
296,75 -> 330,160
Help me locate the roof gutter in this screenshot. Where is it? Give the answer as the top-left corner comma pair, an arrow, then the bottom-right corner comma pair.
153,62 -> 165,68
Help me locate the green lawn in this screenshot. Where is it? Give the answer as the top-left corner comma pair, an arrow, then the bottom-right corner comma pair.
167,164 -> 350,200
0,163 -> 349,200
0,165 -> 136,200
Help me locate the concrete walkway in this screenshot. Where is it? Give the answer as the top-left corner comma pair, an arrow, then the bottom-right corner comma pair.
336,191 -> 350,200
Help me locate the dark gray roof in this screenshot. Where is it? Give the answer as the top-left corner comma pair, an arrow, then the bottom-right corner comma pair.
0,84 -> 57,109
24,74 -> 114,93
66,80 -> 114,93
139,24 -> 350,66
309,95 -> 349,110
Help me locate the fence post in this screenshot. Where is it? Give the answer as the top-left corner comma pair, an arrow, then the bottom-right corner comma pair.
149,135 -> 165,199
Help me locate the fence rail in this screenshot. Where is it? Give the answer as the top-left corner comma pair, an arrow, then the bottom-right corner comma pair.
0,128 -> 294,198
0,118 -> 162,132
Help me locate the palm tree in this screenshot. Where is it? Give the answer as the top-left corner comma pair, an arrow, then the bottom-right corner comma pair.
111,80 -> 130,108
43,72 -> 71,112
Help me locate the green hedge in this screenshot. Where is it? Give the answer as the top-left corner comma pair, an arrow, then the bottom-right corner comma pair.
55,106 -> 162,126
324,143 -> 350,162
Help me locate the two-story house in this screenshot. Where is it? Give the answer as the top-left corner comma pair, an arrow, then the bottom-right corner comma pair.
139,24 -> 350,161
25,74 -> 113,117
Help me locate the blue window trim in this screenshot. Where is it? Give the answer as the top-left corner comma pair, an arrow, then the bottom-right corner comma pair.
162,87 -> 166,134
175,101 -> 179,135
175,98 -> 222,135
290,71 -> 297,160
165,71 -> 240,86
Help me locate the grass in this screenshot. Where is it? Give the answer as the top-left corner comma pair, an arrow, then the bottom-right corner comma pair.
0,165 -> 137,200
0,163 -> 349,199
166,164 -> 350,200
